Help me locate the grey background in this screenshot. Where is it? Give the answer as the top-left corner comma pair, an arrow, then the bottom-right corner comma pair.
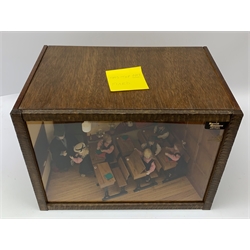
0,32 -> 249,219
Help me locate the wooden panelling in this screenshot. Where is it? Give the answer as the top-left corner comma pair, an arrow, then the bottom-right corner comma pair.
185,133 -> 199,161
200,129 -> 223,159
186,124 -> 202,139
195,149 -> 214,178
187,162 -> 208,198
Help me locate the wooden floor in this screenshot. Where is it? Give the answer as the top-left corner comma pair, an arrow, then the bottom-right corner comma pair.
46,163 -> 202,202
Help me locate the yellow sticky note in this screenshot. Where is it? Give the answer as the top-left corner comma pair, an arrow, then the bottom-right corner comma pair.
106,66 -> 149,92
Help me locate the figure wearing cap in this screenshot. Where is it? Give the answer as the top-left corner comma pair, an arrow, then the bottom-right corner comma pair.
70,142 -> 93,177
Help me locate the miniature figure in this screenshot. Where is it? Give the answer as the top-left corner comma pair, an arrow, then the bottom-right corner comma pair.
153,124 -> 170,146
49,124 -> 78,172
70,142 -> 93,177
114,121 -> 136,134
141,135 -> 161,156
96,134 -> 115,164
135,148 -> 156,182
165,143 -> 181,159
97,129 -> 105,138
163,143 -> 187,183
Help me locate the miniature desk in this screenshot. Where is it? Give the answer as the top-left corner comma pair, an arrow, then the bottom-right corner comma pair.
115,135 -> 134,157
94,162 -> 116,200
141,127 -> 155,141
89,142 -> 106,165
125,150 -> 158,192
156,149 -> 177,171
141,127 -> 172,147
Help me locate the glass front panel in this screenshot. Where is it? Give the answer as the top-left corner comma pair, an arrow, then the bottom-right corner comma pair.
26,121 -> 224,202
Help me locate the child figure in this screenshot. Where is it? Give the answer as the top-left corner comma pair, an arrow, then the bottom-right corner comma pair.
141,135 -> 161,156
165,143 -> 181,161
96,134 -> 115,164
154,124 -> 169,140
135,148 -> 156,182
165,152 -> 181,161
163,143 -> 187,182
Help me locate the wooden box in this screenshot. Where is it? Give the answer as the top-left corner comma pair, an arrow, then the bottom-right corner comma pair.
11,46 -> 243,210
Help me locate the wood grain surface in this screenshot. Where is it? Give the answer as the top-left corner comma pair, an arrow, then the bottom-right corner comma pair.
11,46 -> 243,210
19,46 -> 240,112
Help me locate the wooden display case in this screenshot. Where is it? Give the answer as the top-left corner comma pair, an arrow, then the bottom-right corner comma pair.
10,46 -> 243,210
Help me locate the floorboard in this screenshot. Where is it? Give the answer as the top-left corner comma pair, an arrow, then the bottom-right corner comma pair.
46,163 -> 202,202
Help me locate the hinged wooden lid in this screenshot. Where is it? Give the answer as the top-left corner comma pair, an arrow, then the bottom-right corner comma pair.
18,46 -> 241,113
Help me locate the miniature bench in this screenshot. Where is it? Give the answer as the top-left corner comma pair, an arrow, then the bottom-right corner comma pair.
109,157 -> 130,198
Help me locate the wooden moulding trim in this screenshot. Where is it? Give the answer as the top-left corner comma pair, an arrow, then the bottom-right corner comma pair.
203,46 -> 242,111
21,109 -> 234,115
10,112 -> 48,210
203,113 -> 243,210
47,202 -> 204,210
21,111 -> 232,123
12,45 -> 48,110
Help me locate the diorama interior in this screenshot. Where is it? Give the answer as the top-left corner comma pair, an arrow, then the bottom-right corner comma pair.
26,121 -> 224,202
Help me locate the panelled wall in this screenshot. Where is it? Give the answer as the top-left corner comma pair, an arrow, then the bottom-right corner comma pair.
168,123 -> 223,198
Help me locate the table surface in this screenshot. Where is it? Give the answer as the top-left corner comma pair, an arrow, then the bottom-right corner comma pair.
141,127 -> 155,140
156,149 -> 177,171
125,150 -> 147,180
94,162 -> 116,189
115,135 -> 135,157
89,141 -> 106,165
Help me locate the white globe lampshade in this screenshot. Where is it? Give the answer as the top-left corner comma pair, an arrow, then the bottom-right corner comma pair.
82,121 -> 91,133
